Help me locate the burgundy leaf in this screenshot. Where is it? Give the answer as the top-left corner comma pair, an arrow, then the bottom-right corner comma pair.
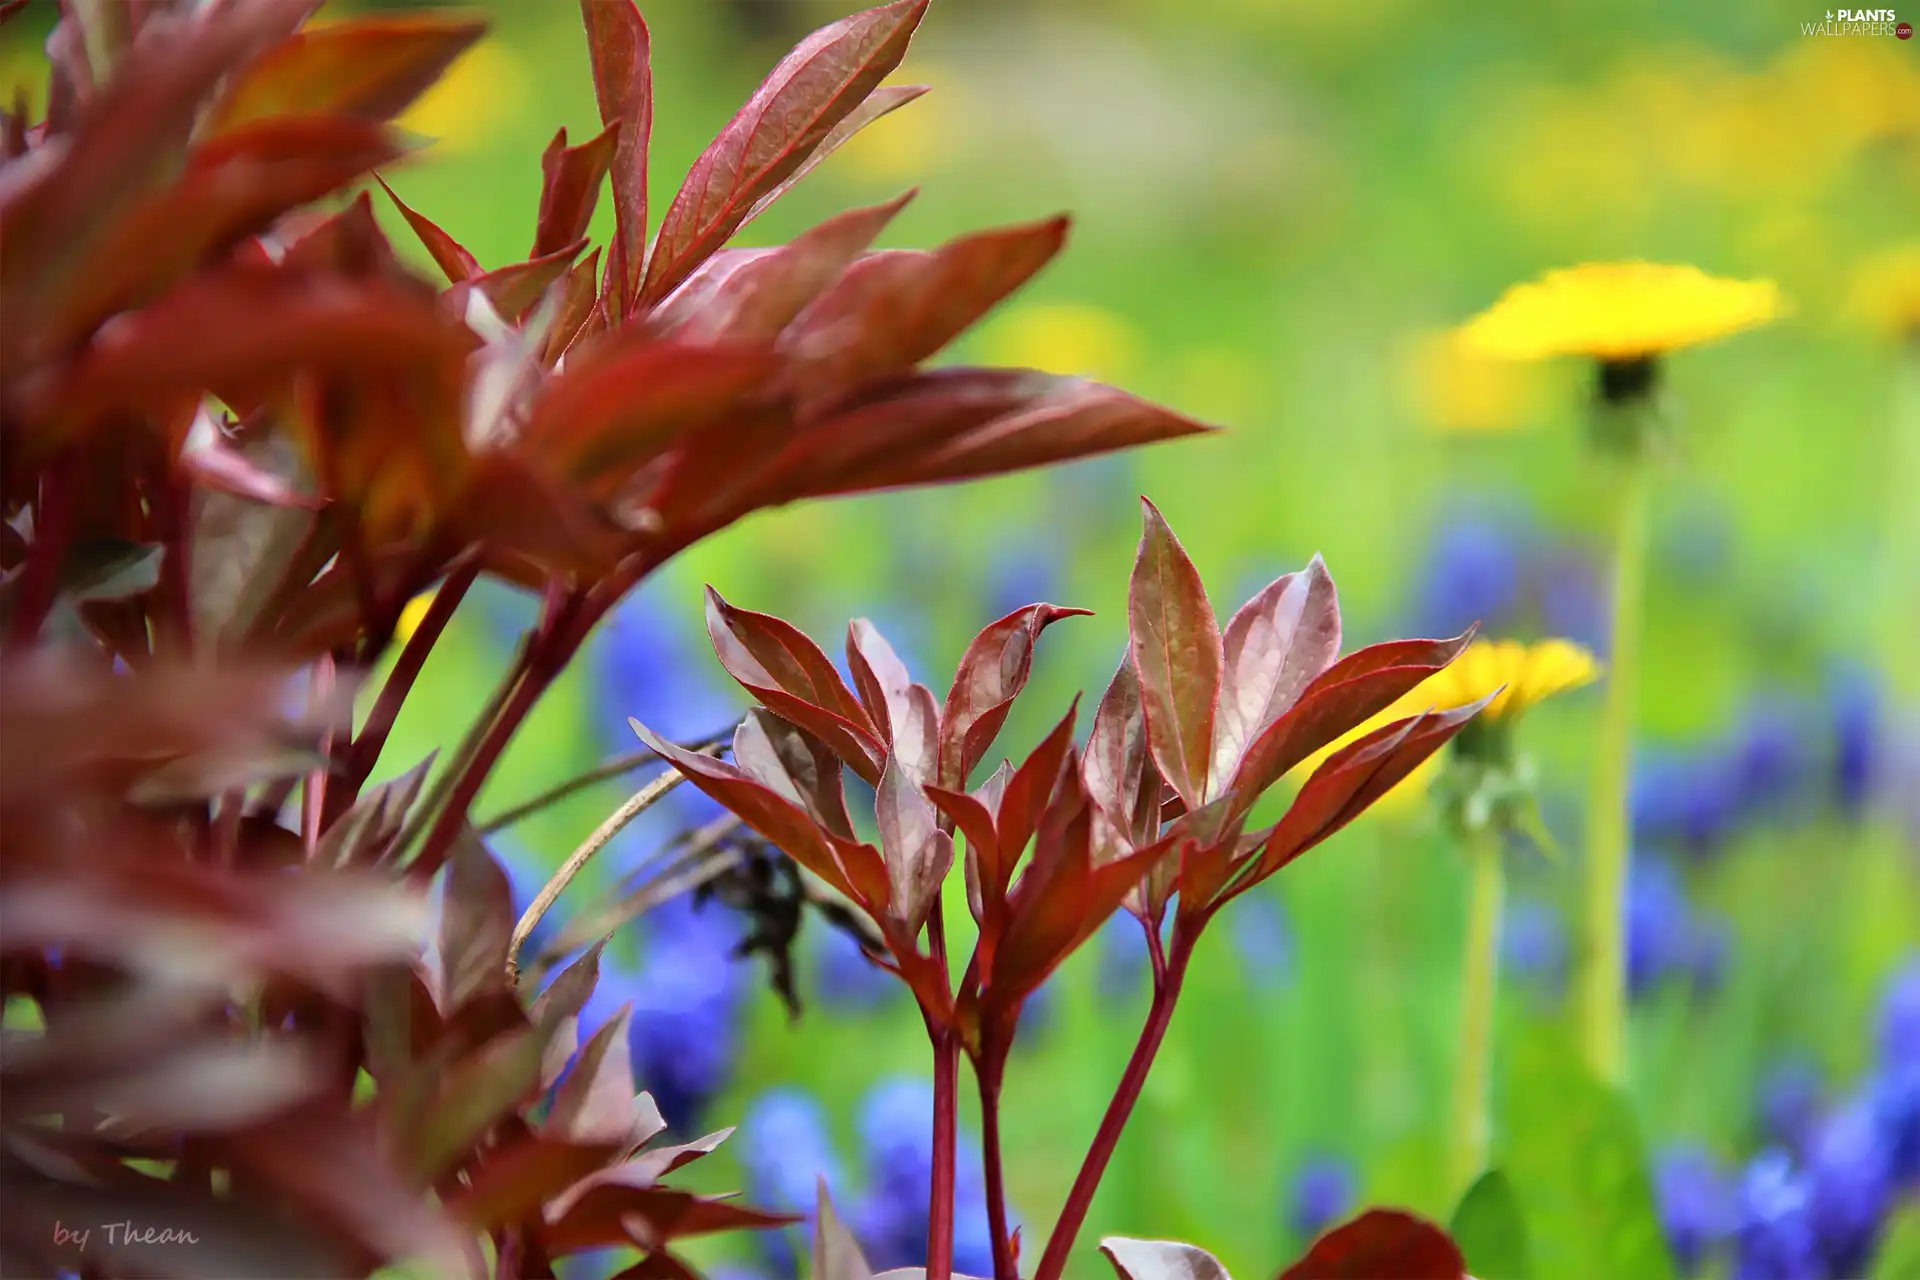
1211,556 -> 1340,794
528,941 -> 606,1028
845,615 -> 917,748
1084,656 -> 1147,839
620,1126 -> 733,1185
444,1136 -> 624,1231
650,191 -> 914,344
988,702 -> 1081,897
548,1007 -> 648,1150
539,1182 -> 799,1252
1277,1209 -> 1466,1280
454,450 -> 631,582
402,1026 -> 549,1182
1128,499 -> 1222,808
472,235 -> 590,321
939,602 -> 1088,789
736,83 -> 928,228
925,780 -> 1001,926
376,174 -> 480,284
875,756 -> 952,934
206,13 -> 487,135
1228,632 -> 1476,808
733,709 -> 856,840
438,827 -> 515,1011
783,217 -> 1068,409
547,246 -> 606,364
1100,1237 -> 1232,1280
184,432 -> 325,509
639,0 -> 928,305
534,122 -> 620,259
578,0 -> 652,310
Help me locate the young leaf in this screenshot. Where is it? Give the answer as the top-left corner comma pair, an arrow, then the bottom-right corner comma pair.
1129,499 -> 1222,808
1084,657 -> 1147,833
736,83 -> 928,227
472,235 -> 589,320
639,0 -> 928,305
1100,1237 -> 1233,1280
402,1026 -> 548,1182
527,939 -> 606,1029
1210,556 -> 1340,793
1277,1209 -> 1466,1280
547,1006 -> 647,1150
814,1179 -> 875,1280
578,0 -> 652,308
733,709 -> 856,839
443,1135 -> 624,1231
1449,1170 -> 1532,1280
783,216 -> 1069,407
206,14 -> 487,135
875,756 -> 951,934
375,174 -> 480,284
533,122 -> 620,259
939,603 -> 1088,789
438,828 -> 515,1011
846,615 -> 917,746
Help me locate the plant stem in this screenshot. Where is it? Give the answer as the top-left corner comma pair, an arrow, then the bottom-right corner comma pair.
504,751 -> 709,980
409,660 -> 553,883
479,727 -> 736,835
976,1031 -> 1017,1280
929,1022 -> 959,1280
1578,443 -> 1651,1087
1447,824 -> 1505,1200
1033,930 -> 1194,1280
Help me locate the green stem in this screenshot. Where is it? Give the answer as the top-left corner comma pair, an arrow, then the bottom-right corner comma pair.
1578,442 -> 1652,1087
1878,342 -> 1920,715
1448,824 -> 1505,1200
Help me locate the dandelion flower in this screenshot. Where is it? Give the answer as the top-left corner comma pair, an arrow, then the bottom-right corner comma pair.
1402,329 -> 1545,433
1459,262 -> 1785,364
974,301 -> 1141,385
1421,637 -> 1602,723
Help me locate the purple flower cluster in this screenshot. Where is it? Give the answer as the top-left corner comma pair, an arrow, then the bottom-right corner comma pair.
1626,854 -> 1732,1001
1658,957 -> 1920,1277
1285,1154 -> 1356,1243
1407,501 -> 1606,654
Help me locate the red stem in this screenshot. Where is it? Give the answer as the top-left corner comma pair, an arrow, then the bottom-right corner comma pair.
976,1027 -> 1017,1280
923,902 -> 957,1280
1032,930 -> 1195,1280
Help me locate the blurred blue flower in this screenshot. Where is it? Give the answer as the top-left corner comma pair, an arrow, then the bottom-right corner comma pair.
1632,749 -> 1741,856
814,924 -> 900,1015
1728,697 -> 1817,820
1805,1100 -> 1893,1277
1827,665 -> 1884,816
1734,1150 -> 1818,1280
1877,956 -> 1920,1067
1228,891 -> 1295,992
850,1076 -> 999,1277
1756,1059 -> 1825,1155
1286,1154 -> 1355,1243
985,539 -> 1067,620
1015,975 -> 1060,1047
1534,545 -> 1609,656
1688,915 -> 1732,997
1627,856 -> 1700,999
597,590 -> 737,751
1097,912 -> 1153,1001
1871,1062 -> 1920,1191
1502,897 -> 1568,998
1410,508 -> 1526,639
1654,1144 -> 1734,1277
741,1088 -> 846,1278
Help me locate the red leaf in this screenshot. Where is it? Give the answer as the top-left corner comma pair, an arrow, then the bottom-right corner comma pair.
1211,556 -> 1340,795
988,702 -> 1081,898
548,1007 -> 648,1149
547,247 -> 606,365
376,174 -> 480,284
578,0 -> 652,312
1084,657 -> 1147,836
639,0 -> 928,305
472,236 -> 590,321
184,432 -> 325,509
632,720 -> 888,913
650,191 -> 915,345
438,829 -> 514,1012
1128,499 -> 1222,808
845,615 -> 916,751
736,83 -> 928,229
208,14 -> 486,135
704,588 -> 885,782
939,603 -> 1088,789
1277,1209 -> 1466,1280
783,217 -> 1067,408
444,1136 -> 623,1231
1229,632 -> 1476,807
534,122 -> 620,260
539,1183 -> 799,1253
454,450 -> 630,581
519,338 -> 779,495
875,756 -> 952,933
732,710 -> 856,840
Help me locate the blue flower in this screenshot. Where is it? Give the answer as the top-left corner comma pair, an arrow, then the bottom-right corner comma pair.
1805,1100 -> 1893,1277
1728,697 -> 1817,820
1827,665 -> 1884,816
813,925 -> 900,1015
741,1088 -> 846,1278
1871,1061 -> 1920,1191
1688,915 -> 1732,997
596,590 -> 737,752
1877,956 -> 1920,1068
1534,545 -> 1609,656
1502,897 -> 1568,998
1410,507 -> 1526,639
1733,1150 -> 1818,1280
1228,891 -> 1294,992
849,1076 -> 1000,1277
1626,855 -> 1700,999
1632,749 -> 1741,856
1653,1144 -> 1734,1277
1756,1059 -> 1825,1155
1286,1154 -> 1355,1243
985,540 -> 1066,621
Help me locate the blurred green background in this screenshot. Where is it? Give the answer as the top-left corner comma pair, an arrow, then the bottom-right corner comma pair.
8,0 -> 1916,1274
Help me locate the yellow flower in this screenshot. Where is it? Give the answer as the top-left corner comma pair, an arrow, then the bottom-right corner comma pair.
834,69 -> 953,182
1847,243 -> 1920,340
973,302 -> 1141,385
1401,329 -> 1546,433
1459,262 -> 1786,363
394,592 -> 434,645
397,38 -> 528,157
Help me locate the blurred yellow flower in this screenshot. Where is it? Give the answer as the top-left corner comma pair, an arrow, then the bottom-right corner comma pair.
394,592 -> 434,645
834,72 -> 951,182
1401,330 -> 1545,433
1460,263 -> 1785,363
397,37 -> 528,157
1848,244 -> 1920,340
974,301 -> 1141,385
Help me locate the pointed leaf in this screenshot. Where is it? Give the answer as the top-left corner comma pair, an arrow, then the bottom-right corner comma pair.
472,235 -> 589,320
445,1135 -> 624,1231
540,1184 -> 798,1252
1278,1209 -> 1466,1280
207,14 -> 487,135
547,245 -> 607,364
652,192 -> 914,344
846,615 -> 916,746
737,83 -> 928,228
733,709 -> 855,839
814,1179 -> 875,1280
376,174 -> 479,284
1211,556 -> 1340,793
317,753 -> 436,868
1129,499 -> 1221,807
534,122 -> 620,259
549,1006 -> 648,1149
988,701 -> 1081,895
784,216 -> 1067,407
640,0 -> 928,304
528,939 -> 606,1029
1450,1170 -> 1532,1280
940,602 -> 1088,789
579,0 -> 652,310
438,827 -> 515,1010
1085,657 -> 1146,833
875,756 -> 950,933
404,1027 -> 548,1182
1101,1237 -> 1232,1280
